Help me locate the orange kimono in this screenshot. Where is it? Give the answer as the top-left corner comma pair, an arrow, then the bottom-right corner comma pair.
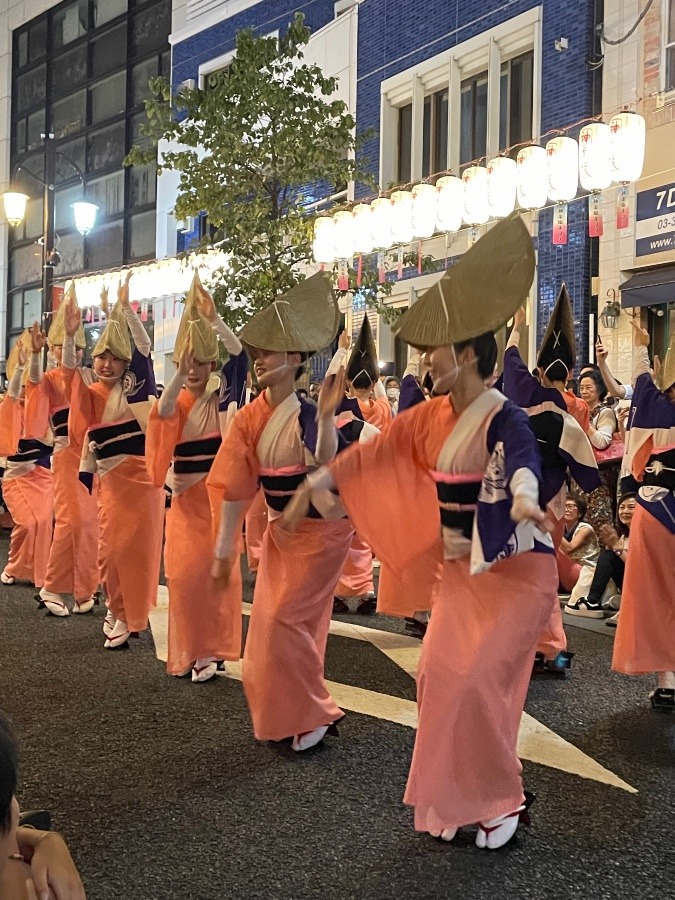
0,392 -> 53,588
207,391 -> 353,741
244,489 -> 267,573
146,387 -> 243,675
327,392 -> 557,832
66,361 -> 164,633
24,367 -> 99,601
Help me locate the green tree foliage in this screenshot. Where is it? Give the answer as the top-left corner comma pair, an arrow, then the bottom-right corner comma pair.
126,13 -> 381,330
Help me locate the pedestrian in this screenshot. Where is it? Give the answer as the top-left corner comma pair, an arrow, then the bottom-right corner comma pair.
208,273 -> 353,752
63,275 -> 164,650
285,214 -> 558,848
146,272 -> 247,682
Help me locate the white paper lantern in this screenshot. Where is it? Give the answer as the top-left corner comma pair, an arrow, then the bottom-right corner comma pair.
578,123 -> 612,192
435,176 -> 464,232
370,197 -> 393,249
462,165 -> 489,225
487,157 -> 517,219
546,136 -> 579,203
411,183 -> 437,238
332,210 -> 355,259
609,112 -> 646,184
312,217 -> 335,265
516,146 -> 548,209
390,190 -> 414,244
352,204 -> 374,254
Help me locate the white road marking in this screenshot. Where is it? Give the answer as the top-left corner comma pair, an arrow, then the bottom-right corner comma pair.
149,591 -> 637,793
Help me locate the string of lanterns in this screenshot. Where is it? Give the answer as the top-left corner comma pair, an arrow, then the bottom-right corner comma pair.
312,111 -> 646,273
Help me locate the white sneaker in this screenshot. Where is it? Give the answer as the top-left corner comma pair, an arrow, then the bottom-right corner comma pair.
72,597 -> 95,614
39,588 -> 69,617
102,609 -> 115,638
191,659 -> 218,683
1,571 -> 15,585
605,611 -> 620,628
476,804 -> 526,850
292,725 -> 329,752
104,619 -> 130,649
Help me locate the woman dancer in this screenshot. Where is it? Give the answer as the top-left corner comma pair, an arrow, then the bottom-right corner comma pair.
208,273 -> 353,752
612,321 -> 675,710
0,332 -> 53,590
63,276 -> 164,649
24,290 -> 100,617
284,215 -> 558,848
146,273 -> 247,682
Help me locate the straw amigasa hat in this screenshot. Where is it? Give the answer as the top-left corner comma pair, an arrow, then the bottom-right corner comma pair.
174,271 -> 219,363
656,332 -> 675,392
92,283 -> 132,361
537,283 -> 576,378
239,272 -> 340,354
6,329 -> 33,385
395,212 -> 535,349
347,315 -> 379,386
49,283 -> 86,349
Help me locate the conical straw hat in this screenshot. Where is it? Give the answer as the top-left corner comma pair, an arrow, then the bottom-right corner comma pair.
49,283 -> 86,349
92,283 -> 132,361
656,333 -> 675,392
6,329 -> 33,385
347,315 -> 379,384
174,271 -> 218,363
395,212 -> 535,349
240,272 -> 339,354
537,283 -> 575,373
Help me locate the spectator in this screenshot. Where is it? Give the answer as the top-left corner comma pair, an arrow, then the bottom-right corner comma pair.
0,711 -> 86,899
309,381 -> 320,402
575,369 -> 620,532
384,376 -> 400,415
565,493 -> 635,620
557,493 -> 599,593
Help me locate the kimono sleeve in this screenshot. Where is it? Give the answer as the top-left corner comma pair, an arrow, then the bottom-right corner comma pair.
206,407 -> 261,508
146,394 -> 191,488
0,396 -> 22,457
66,369 -> 95,454
491,401 -> 544,489
328,404 -> 442,576
24,376 -> 52,441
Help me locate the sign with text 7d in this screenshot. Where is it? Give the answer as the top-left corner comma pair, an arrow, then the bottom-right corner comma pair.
635,181 -> 675,258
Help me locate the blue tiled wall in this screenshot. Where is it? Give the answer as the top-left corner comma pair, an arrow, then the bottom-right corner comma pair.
172,0 -> 336,91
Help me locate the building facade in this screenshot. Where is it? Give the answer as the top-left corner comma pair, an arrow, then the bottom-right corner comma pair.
0,0 -> 171,365
168,0 -> 602,372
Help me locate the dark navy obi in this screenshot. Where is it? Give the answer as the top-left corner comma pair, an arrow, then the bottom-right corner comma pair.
643,448 -> 675,491
259,468 -> 321,517
173,434 -> 222,475
88,418 -> 145,460
50,406 -> 69,441
433,473 -> 482,539
11,438 -> 53,468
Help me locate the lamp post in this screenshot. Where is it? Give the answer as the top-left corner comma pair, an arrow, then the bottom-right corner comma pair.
2,132 -> 98,361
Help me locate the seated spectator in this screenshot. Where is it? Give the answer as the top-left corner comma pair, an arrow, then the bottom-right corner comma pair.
0,711 -> 86,900
557,493 -> 599,592
565,493 -> 636,621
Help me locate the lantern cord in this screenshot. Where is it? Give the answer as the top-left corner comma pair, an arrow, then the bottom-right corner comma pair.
599,0 -> 655,46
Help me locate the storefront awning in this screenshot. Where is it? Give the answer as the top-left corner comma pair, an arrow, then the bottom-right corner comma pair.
620,265 -> 675,308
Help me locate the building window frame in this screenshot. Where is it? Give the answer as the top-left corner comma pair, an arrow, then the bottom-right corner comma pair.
379,7 -> 542,187
663,0 -> 675,93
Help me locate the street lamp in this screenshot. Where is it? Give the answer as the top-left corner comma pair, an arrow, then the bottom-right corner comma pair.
1,132 -> 98,355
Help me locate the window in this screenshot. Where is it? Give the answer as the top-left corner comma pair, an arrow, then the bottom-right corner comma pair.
88,171 -> 125,217
92,25 -> 128,79
130,166 -> 156,208
92,0 -> 128,28
90,72 -> 127,125
131,2 -> 171,56
397,103 -> 412,182
15,66 -> 46,114
52,46 -> 88,95
129,211 -> 156,259
52,1 -> 89,49
52,90 -> 86,139
665,0 -> 675,92
423,88 -> 448,177
87,221 -> 124,269
55,184 -> 82,230
132,58 -> 159,106
499,52 -> 534,153
460,73 -> 488,166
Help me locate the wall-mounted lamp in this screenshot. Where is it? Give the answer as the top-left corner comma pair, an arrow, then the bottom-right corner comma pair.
600,289 -> 621,329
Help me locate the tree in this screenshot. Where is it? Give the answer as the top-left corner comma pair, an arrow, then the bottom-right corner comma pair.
126,12 -> 379,330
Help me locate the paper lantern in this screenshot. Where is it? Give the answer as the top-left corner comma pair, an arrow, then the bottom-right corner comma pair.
352,204 -> 374,254
487,157 -> 517,219
579,123 -> 612,192
546,136 -> 579,203
390,190 -> 414,244
411,183 -> 437,238
332,210 -> 355,259
312,217 -> 335,265
370,197 -> 393,249
462,165 -> 489,225
516,146 -> 548,209
609,112 -> 646,184
435,176 -> 464,232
